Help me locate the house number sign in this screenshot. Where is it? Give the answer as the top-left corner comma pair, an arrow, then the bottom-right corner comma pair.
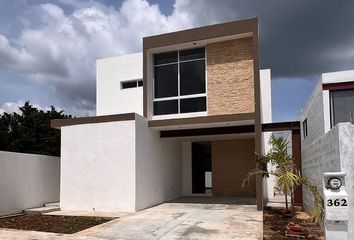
327,197 -> 348,207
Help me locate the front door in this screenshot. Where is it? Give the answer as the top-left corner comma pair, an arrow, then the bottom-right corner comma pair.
192,142 -> 211,194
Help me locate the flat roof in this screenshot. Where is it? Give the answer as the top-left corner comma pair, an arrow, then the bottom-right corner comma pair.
51,113 -> 136,129
143,17 -> 258,50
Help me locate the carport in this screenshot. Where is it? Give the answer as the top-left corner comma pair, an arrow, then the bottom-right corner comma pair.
79,197 -> 263,240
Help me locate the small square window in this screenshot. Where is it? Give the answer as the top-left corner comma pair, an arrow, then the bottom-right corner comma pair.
121,81 -> 137,89
121,79 -> 143,89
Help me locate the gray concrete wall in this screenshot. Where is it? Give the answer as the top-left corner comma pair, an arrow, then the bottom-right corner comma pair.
338,123 -> 354,238
0,151 -> 60,216
302,123 -> 354,238
300,81 -> 326,150
301,125 -> 340,213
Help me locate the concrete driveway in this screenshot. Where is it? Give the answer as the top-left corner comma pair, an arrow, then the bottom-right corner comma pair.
79,197 -> 262,240
0,197 -> 262,240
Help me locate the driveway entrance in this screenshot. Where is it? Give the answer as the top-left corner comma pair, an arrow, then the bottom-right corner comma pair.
79,197 -> 262,240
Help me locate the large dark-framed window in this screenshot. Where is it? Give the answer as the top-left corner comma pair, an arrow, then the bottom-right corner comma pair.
330,89 -> 354,128
153,47 -> 206,116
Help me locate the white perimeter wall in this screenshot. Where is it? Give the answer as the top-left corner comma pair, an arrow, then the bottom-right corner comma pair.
0,151 -> 60,216
96,52 -> 143,116
60,120 -> 136,212
135,115 -> 183,211
302,123 -> 354,238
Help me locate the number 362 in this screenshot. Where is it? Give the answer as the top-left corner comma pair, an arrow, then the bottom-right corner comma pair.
327,199 -> 347,207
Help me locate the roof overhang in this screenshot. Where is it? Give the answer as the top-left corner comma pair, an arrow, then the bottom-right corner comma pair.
261,121 -> 300,132
148,113 -> 255,131
51,113 -> 136,129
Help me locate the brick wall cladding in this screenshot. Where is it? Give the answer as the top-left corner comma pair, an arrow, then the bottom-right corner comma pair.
212,139 -> 256,197
207,38 -> 255,115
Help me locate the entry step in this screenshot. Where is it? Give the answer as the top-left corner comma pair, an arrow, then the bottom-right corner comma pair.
25,206 -> 60,215
44,202 -> 59,208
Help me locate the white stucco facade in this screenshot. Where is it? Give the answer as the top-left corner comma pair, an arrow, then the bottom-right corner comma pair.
96,53 -> 143,116
96,53 -> 272,122
135,115 -> 183,210
259,69 -> 275,199
60,50 -> 274,212
0,151 -> 60,216
260,69 -> 272,125
60,120 -> 137,212
60,115 -> 183,212
322,69 -> 354,84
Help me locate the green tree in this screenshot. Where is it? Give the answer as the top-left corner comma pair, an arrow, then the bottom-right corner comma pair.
242,135 -> 323,222
0,101 -> 71,156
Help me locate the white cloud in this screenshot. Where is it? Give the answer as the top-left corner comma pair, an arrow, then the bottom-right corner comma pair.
0,100 -> 25,114
0,100 -> 52,114
0,0 -> 213,116
0,99 -> 96,116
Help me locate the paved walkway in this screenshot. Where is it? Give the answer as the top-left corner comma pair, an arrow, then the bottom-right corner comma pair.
0,197 -> 262,240
265,194 -> 290,208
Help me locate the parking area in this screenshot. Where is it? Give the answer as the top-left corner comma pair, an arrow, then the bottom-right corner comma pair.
0,197 -> 262,240
79,197 -> 262,240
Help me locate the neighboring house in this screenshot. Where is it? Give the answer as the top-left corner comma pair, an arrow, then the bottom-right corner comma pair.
52,18 -> 274,212
300,69 -> 354,149
300,69 -> 354,237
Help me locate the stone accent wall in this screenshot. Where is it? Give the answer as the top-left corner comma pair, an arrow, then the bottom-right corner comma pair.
207,38 -> 255,116
212,139 -> 256,197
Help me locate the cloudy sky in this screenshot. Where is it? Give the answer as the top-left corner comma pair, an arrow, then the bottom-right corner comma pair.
0,0 -> 354,121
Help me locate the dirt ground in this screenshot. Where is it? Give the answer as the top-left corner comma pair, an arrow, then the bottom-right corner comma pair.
263,209 -> 324,240
0,214 -> 114,234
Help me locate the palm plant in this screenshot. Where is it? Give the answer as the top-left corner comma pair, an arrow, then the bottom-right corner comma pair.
242,135 -> 323,222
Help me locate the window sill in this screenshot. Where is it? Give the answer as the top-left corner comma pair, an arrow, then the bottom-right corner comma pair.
152,111 -> 208,120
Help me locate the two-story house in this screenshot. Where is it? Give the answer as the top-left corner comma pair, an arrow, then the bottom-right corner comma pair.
52,18 -> 273,213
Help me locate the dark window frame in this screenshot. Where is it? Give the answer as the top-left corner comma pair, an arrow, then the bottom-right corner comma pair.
153,47 -> 207,116
302,118 -> 308,139
121,79 -> 143,89
330,89 -> 354,128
